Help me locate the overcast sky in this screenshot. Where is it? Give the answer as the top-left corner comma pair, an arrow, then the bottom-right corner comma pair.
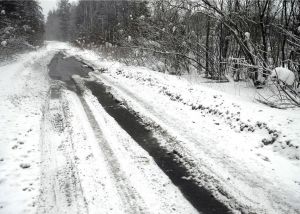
39,0 -> 78,17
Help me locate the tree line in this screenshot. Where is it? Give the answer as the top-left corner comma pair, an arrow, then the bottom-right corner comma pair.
47,0 -> 300,88
46,0 -> 148,44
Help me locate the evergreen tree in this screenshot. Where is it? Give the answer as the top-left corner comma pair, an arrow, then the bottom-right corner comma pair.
0,0 -> 44,58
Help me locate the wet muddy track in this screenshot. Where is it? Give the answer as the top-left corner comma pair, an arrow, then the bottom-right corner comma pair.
48,53 -> 232,214
48,52 -> 92,91
85,81 -> 231,214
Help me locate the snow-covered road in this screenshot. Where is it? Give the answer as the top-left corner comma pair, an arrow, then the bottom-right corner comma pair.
0,43 -> 198,214
38,82 -> 197,214
0,42 -> 300,214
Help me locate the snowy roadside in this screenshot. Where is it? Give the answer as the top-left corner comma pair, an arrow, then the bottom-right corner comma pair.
0,42 -> 84,213
64,46 -> 300,213
65,47 -> 300,160
0,43 -> 60,213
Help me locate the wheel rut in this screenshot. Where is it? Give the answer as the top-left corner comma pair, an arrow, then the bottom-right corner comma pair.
46,53 -> 149,213
75,81 -> 148,214
38,84 -> 88,214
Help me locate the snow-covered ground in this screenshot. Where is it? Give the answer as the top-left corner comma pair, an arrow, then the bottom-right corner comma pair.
63,45 -> 300,213
0,44 -> 59,213
1,41 -> 300,214
0,42 -> 197,214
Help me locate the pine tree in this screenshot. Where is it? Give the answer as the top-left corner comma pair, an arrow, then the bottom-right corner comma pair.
0,0 -> 44,58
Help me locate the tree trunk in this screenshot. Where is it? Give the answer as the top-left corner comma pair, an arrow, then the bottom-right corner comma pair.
260,21 -> 268,77
205,15 -> 211,77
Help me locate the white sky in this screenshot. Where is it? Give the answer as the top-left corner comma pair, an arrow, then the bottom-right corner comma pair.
38,0 -> 78,17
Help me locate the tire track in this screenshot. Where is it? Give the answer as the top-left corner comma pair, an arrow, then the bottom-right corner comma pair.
37,84 -> 88,214
74,79 -> 148,214
47,53 -> 149,213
